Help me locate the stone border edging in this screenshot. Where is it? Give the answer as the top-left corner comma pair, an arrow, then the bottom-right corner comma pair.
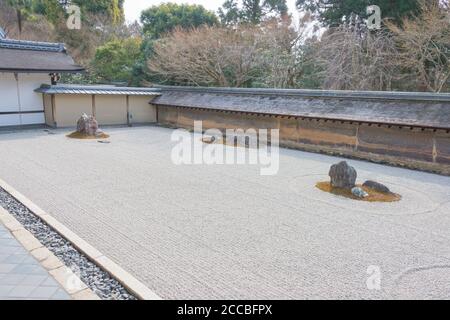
0,206 -> 99,300
0,178 -> 162,301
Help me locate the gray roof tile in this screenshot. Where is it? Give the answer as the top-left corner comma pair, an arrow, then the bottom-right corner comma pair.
0,39 -> 65,52
35,84 -> 162,96
153,86 -> 450,129
0,36 -> 84,73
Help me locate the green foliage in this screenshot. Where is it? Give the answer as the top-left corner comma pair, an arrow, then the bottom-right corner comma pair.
6,0 -> 33,10
218,0 -> 240,25
72,0 -> 124,24
130,36 -> 168,86
296,44 -> 324,89
219,0 -> 288,25
296,0 -> 422,26
91,38 -> 143,84
6,0 -> 125,26
6,0 -> 34,30
60,72 -> 103,85
140,3 -> 218,39
32,0 -> 64,25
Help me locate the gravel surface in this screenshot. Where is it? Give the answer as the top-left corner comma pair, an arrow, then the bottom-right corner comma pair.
0,126 -> 449,299
0,188 -> 136,300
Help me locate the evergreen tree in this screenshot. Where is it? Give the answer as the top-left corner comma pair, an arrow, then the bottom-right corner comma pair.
72,0 -> 124,24
91,37 -> 142,84
219,0 -> 288,25
33,0 -> 64,25
295,0 -> 423,27
140,3 -> 218,39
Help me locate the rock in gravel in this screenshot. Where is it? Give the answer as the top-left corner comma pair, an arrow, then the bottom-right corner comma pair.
363,180 -> 391,194
202,136 -> 216,144
352,187 -> 369,199
329,161 -> 357,189
77,113 -> 99,136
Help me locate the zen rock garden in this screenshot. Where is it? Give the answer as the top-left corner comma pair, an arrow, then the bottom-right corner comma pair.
67,114 -> 109,140
316,161 -> 401,202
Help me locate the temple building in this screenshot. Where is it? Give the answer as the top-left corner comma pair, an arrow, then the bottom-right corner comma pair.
0,27 -> 83,127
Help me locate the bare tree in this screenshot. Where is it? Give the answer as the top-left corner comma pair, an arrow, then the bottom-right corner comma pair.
148,21 -> 302,88
312,22 -> 398,91
254,18 -> 304,88
387,2 -> 450,92
149,26 -> 258,87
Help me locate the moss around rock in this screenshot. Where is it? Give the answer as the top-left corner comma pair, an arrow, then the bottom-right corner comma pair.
67,131 -> 110,140
316,182 -> 401,202
67,114 -> 110,140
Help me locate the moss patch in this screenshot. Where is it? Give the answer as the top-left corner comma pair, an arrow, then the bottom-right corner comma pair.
316,181 -> 401,202
67,132 -> 110,140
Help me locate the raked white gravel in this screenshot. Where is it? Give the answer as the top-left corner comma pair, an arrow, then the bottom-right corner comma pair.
0,126 -> 449,299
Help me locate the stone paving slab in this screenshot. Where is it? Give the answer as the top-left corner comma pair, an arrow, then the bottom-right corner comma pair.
0,223 -> 70,300
0,126 -> 449,299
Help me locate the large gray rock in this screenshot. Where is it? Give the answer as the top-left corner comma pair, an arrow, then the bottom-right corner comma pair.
363,180 -> 390,194
77,113 -> 99,136
329,161 -> 357,189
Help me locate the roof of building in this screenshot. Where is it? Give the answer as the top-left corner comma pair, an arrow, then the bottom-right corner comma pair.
152,86 -> 450,130
35,84 -> 162,96
0,35 -> 84,73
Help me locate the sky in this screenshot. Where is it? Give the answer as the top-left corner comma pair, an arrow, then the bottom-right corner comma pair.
124,0 -> 300,24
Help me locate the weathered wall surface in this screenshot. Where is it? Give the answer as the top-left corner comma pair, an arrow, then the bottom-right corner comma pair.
129,96 -> 157,124
154,105 -> 450,176
43,94 -> 157,128
52,94 -> 92,127
95,95 -> 127,125
153,87 -> 450,129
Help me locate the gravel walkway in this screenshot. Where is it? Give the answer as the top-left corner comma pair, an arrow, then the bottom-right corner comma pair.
0,126 -> 449,299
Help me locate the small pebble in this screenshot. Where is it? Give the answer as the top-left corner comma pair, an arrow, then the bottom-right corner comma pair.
351,187 -> 369,199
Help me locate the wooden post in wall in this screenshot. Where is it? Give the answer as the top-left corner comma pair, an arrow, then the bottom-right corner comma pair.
92,94 -> 96,117
126,95 -> 131,127
41,94 -> 46,125
51,94 -> 56,128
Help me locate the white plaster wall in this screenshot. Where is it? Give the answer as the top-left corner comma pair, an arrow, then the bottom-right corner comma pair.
0,114 -> 20,126
0,73 -> 19,112
0,72 -> 48,126
19,73 -> 48,112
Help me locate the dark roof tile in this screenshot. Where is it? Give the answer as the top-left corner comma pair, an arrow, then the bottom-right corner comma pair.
153,86 -> 450,130
0,36 -> 84,73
